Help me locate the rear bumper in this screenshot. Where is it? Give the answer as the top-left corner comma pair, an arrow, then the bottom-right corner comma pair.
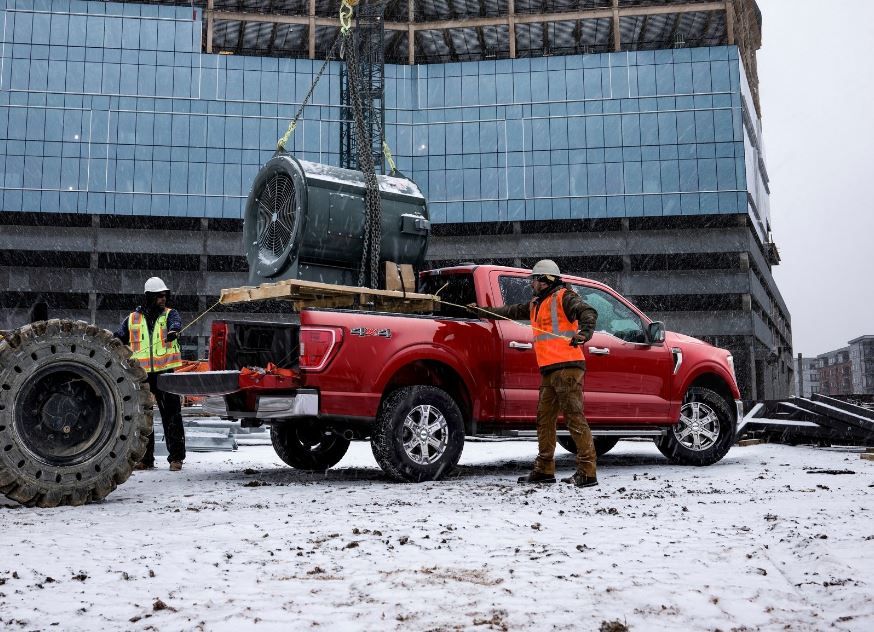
204,389 -> 319,420
158,370 -> 241,395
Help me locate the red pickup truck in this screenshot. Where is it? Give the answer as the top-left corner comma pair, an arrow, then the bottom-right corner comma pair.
161,265 -> 742,482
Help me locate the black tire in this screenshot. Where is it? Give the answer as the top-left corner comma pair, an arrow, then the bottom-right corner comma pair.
371,386 -> 465,482
0,320 -> 152,507
656,386 -> 735,466
557,435 -> 619,457
270,420 -> 350,471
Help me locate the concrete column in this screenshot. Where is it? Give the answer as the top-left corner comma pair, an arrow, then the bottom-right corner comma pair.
748,341 -> 758,401
308,0 -> 316,60
797,352 -> 804,397
612,0 -> 621,51
89,292 -> 97,326
198,218 -> 209,359
508,0 -> 516,59
90,214 -> 99,324
408,0 -> 415,65
206,0 -> 214,54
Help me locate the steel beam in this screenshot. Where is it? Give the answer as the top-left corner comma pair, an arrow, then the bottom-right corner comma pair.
211,3 -> 725,34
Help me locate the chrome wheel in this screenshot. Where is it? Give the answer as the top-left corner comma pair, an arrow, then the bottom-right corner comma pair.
674,401 -> 720,451
401,404 -> 448,465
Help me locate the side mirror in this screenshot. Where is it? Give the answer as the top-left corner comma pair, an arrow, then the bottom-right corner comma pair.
647,321 -> 666,344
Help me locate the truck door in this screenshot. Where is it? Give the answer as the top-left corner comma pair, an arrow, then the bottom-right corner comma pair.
492,273 -> 540,420
572,285 -> 673,423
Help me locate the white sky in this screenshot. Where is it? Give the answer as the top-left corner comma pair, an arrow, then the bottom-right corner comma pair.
757,0 -> 874,357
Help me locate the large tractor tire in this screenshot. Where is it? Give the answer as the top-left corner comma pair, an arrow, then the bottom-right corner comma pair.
0,320 -> 152,507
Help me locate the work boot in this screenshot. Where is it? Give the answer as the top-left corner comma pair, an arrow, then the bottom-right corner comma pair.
517,471 -> 556,484
133,462 -> 154,471
561,472 -> 599,488
169,461 -> 183,472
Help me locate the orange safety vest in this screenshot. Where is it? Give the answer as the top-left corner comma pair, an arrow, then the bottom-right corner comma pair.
128,309 -> 183,373
530,288 -> 584,368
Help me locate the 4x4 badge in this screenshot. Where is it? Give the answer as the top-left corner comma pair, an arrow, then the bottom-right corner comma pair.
351,327 -> 392,338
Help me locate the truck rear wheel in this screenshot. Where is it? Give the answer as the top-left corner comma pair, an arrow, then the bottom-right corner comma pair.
656,386 -> 735,466
0,320 -> 152,507
558,435 -> 619,457
371,386 -> 465,482
270,421 -> 350,471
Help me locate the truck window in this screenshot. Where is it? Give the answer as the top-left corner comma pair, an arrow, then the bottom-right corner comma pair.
498,275 -> 533,321
420,273 -> 476,318
572,285 -> 647,344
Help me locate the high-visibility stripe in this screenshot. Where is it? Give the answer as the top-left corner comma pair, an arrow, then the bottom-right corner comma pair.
127,308 -> 182,372
529,288 -> 584,368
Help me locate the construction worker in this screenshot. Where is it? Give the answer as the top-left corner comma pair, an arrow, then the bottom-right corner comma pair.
468,260 -> 599,487
114,277 -> 186,472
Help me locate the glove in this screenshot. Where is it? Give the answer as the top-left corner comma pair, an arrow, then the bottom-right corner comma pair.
569,332 -> 586,347
166,330 -> 179,343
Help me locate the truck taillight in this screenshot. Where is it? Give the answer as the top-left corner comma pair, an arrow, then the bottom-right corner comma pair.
299,327 -> 341,371
209,321 -> 229,371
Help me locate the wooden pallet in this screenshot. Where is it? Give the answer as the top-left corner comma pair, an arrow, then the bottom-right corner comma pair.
220,278 -> 437,314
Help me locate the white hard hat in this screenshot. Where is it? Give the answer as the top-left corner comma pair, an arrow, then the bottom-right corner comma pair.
529,259 -> 561,279
144,277 -> 170,293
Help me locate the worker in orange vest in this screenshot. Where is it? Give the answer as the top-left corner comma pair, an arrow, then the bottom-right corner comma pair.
469,260 -> 599,487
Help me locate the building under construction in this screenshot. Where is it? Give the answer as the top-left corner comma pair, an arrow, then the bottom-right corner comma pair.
0,0 -> 791,399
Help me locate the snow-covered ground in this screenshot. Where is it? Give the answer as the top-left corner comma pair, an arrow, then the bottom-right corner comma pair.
2,439 -> 873,631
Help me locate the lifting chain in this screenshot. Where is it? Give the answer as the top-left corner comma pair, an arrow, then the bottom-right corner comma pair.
342,28 -> 382,289
275,0 -> 387,289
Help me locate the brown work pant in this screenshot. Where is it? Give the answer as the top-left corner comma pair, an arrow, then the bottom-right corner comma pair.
534,367 -> 596,477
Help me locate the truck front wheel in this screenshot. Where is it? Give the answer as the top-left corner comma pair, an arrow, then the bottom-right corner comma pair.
371,386 -> 465,482
656,386 -> 735,466
270,421 -> 350,471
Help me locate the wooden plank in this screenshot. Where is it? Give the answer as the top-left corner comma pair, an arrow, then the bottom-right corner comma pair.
384,262 -> 416,293
736,438 -> 764,447
220,277 -> 437,313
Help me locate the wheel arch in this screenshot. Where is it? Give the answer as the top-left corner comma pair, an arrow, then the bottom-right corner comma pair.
380,359 -> 473,430
683,370 -> 738,422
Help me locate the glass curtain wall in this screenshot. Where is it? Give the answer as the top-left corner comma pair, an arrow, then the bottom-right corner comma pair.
1,0 -> 767,240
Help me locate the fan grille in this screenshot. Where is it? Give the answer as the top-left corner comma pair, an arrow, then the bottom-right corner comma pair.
256,173 -> 297,263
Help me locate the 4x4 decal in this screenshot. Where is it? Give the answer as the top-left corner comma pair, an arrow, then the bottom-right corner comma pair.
350,327 -> 392,338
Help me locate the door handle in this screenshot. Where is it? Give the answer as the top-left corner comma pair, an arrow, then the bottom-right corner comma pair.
587,347 -> 610,355
508,341 -> 533,350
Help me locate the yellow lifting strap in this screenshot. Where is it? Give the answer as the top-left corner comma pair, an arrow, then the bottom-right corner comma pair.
382,140 -> 397,174
276,0 -> 358,152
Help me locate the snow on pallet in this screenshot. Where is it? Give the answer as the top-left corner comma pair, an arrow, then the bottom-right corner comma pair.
219,277 -> 437,314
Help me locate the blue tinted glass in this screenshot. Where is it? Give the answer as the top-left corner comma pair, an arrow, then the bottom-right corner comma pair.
587,164 -> 606,195
603,115 -> 621,147
585,116 -> 604,148
692,62 -> 711,93
621,114 -> 640,146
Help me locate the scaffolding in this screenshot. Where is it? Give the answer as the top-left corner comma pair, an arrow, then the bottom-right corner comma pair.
340,1 -> 386,174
